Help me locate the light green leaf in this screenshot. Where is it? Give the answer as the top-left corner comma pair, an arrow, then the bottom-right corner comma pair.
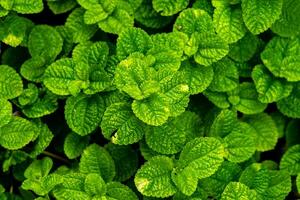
132,94 -> 170,126
0,14 -> 33,47
280,144 -> 300,175
146,112 -> 201,155
0,65 -> 23,100
65,8 -> 97,43
64,132 -> 89,159
134,156 -> 177,198
241,0 -> 283,34
114,54 -> 158,100
116,27 -> 152,60
20,57 -> 47,82
228,82 -> 267,114
203,90 -> 231,109
176,137 -> 225,180
252,64 -> 293,103
28,25 -> 63,62
47,0 -> 77,14
106,182 -> 138,200
229,32 -> 259,62
194,33 -> 229,66
209,58 -> 239,92
80,144 -> 116,182
30,122 -> 54,158
0,117 -> 37,150
2,150 -> 28,172
24,157 -> 53,179
271,0 -> 300,37
277,84 -> 300,118
221,182 -> 256,200
173,8 -> 214,37
105,143 -> 138,182
101,102 -> 145,145
243,113 -> 278,152
199,161 -> 242,199
179,60 -> 214,94
9,0 -> 43,14
261,36 -> 300,82
18,84 -> 38,107
84,173 -> 106,196
224,122 -> 256,163
209,109 -> 238,138
0,99 -> 12,128
213,5 -> 247,44
53,173 -> 90,200
152,0 -> 189,16
65,94 -> 105,136
98,8 -> 134,35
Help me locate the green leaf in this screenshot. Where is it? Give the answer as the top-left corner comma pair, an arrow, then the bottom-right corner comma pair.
53,173 -> 90,200
228,32 -> 259,62
10,0 -> 43,13
277,84 -> 300,118
271,0 -> 300,37
209,109 -> 238,138
252,64 -> 293,103
98,7 -> 134,35
116,27 -> 152,60
297,175 -> 300,193
132,94 -> 170,126
152,0 -> 189,16
213,5 -> 247,44
29,122 -> 54,158
79,144 -> 116,182
179,60 -> 214,94
228,82 -> 267,114
0,117 -> 37,150
44,58 -> 86,96
224,122 -> 256,163
84,173 -> 106,196
101,102 -> 145,145
199,161 -> 242,199
2,150 -> 28,172
18,83 -> 38,106
114,54 -> 158,100
194,33 -> 229,66
65,8 -> 97,43
0,99 -> 12,128
134,156 -> 177,198
221,182 -> 256,200
243,113 -> 278,152
64,132 -> 89,159
0,14 -> 33,47
106,182 -> 138,200
65,94 -> 105,136
280,144 -> 300,175
173,8 -> 214,37
241,0 -> 283,34
105,143 -> 138,182
261,36 -> 300,82
28,25 -> 63,62
20,57 -> 47,82
0,65 -> 23,100
24,157 -> 52,179
203,90 -> 231,109
209,58 -> 239,92
145,111 -> 201,154
47,0 -> 77,14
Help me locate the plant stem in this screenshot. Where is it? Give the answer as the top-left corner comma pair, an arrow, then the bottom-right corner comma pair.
42,151 -> 70,164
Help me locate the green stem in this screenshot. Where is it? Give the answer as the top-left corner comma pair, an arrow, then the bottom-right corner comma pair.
42,151 -> 70,164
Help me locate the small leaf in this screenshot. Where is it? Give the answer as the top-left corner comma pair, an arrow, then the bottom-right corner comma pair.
10,0 -> 43,14
0,99 -> 12,128
242,0 -> 283,34
152,0 -> 189,16
0,65 -> 23,100
64,132 -> 89,159
106,182 -> 138,200
65,94 -> 105,136
280,144 -> 300,175
134,156 -> 177,198
79,144 -> 116,182
101,102 -> 145,145
84,173 -> 106,196
277,84 -> 300,118
221,182 -> 256,200
24,157 -> 53,179
0,117 -> 37,150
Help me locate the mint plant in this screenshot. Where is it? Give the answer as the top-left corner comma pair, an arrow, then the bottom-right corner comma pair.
0,0 -> 300,199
